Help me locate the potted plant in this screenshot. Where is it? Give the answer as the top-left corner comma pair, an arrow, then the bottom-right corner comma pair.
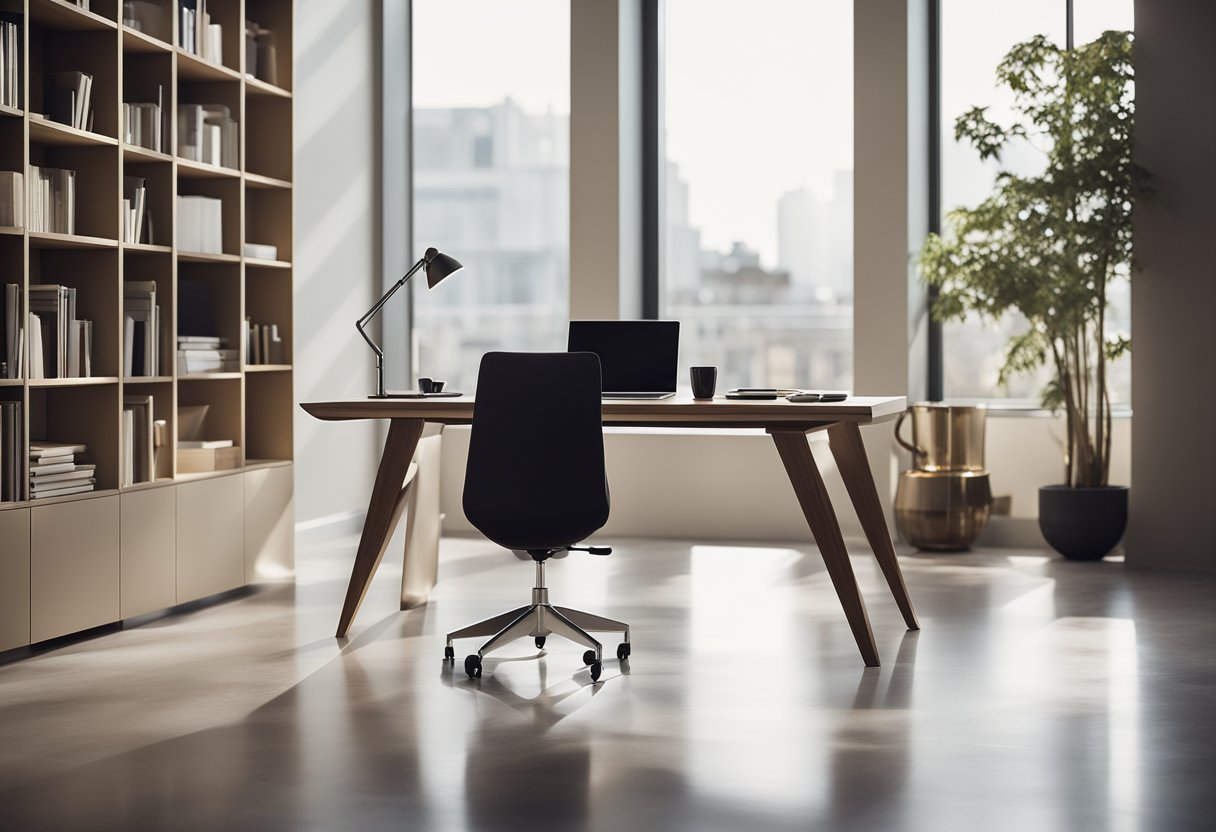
918,31 -> 1147,560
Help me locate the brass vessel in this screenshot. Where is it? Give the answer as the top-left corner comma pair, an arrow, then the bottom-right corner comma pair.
894,404 -> 992,550
895,470 -> 993,551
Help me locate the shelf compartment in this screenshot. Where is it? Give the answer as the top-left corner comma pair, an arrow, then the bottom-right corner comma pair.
0,120 -> 22,171
245,0 -> 293,93
244,95 -> 291,183
244,369 -> 291,461
122,248 -> 172,379
119,379 -> 173,482
177,177 -> 240,257
28,382 -> 120,491
29,24 -> 120,141
245,267 -> 291,367
29,144 -> 121,240
176,80 -> 240,170
122,158 -> 171,247
122,50 -> 172,159
177,374 -> 242,456
30,247 -> 121,378
29,0 -> 118,32
245,186 -> 291,262
177,260 -> 242,372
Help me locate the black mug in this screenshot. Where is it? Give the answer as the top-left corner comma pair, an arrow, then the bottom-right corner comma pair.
690,366 -> 717,399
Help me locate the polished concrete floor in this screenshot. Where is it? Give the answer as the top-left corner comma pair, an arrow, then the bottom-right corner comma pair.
1,532 -> 1214,832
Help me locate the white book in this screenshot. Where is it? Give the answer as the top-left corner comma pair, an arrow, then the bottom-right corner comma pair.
29,460 -> 77,476
30,441 -> 87,458
27,312 -> 43,379
178,439 -> 233,449
30,481 -> 96,499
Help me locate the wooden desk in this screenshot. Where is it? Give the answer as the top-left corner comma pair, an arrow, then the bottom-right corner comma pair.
301,395 -> 918,666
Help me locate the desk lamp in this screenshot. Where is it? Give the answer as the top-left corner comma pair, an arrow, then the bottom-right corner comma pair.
356,246 -> 462,398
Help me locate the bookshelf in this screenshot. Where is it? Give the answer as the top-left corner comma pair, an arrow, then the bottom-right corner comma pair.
0,0 -> 294,652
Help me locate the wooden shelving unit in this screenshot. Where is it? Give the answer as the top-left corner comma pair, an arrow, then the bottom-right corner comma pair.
0,0 -> 295,652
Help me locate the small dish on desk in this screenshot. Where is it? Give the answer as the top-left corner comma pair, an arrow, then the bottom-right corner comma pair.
377,390 -> 463,399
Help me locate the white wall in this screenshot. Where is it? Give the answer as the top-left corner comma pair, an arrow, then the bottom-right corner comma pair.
1125,0 -> 1216,572
293,0 -> 382,531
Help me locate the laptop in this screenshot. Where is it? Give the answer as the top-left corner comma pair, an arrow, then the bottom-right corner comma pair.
567,320 -> 680,399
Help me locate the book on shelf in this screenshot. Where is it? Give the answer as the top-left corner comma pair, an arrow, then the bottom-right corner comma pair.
28,285 -> 93,379
1,399 -> 22,501
0,170 -> 22,228
3,283 -> 22,379
177,338 -> 237,373
124,281 -> 161,377
244,318 -> 285,365
179,1 -> 223,64
123,85 -> 166,154
243,243 -> 278,261
176,195 -> 224,254
27,165 -> 76,235
245,20 -> 278,85
0,15 -> 20,110
123,176 -> 151,244
29,441 -> 93,499
122,395 -> 154,486
177,104 -> 238,169
47,71 -> 94,133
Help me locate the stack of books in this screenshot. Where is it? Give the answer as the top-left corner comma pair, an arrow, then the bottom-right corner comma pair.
124,281 -> 161,377
244,318 -> 285,365
0,399 -> 22,502
177,335 -> 236,374
29,442 -> 95,500
122,175 -> 151,244
176,195 -> 223,253
47,71 -> 94,132
179,1 -> 224,63
177,104 -> 238,169
123,86 -> 166,153
28,285 -> 92,379
27,165 -> 76,235
122,395 -> 154,486
2,283 -> 21,379
0,170 -> 21,228
243,242 -> 277,261
0,15 -> 18,110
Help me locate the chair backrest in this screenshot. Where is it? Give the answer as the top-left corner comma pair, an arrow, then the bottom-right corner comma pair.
462,351 -> 610,551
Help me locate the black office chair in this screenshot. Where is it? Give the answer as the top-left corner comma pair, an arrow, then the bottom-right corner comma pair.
444,351 -> 630,682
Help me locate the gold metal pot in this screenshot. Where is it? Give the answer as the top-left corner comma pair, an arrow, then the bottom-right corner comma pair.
895,470 -> 993,551
895,404 -> 987,472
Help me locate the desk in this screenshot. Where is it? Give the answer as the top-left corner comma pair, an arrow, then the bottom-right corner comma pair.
301,395 -> 918,666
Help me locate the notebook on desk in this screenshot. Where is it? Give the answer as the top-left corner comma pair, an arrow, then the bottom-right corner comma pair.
567,320 -> 680,399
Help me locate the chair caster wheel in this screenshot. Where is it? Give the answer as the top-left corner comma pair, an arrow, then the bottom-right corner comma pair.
616,642 -> 631,661
582,649 -> 597,666
589,661 -> 602,682
464,655 -> 482,679
535,636 -> 546,649
443,645 -> 455,662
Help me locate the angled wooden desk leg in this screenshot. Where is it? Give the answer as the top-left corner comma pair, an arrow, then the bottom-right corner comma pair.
828,422 -> 920,630
336,418 -> 425,638
770,428 -> 880,667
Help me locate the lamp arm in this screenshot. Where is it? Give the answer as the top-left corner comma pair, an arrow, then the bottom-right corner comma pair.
356,254 -> 428,397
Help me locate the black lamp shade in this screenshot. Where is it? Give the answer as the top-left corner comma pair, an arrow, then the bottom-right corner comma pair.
425,249 -> 463,289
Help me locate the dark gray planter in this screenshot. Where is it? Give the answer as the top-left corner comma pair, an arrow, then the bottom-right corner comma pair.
1038,484 -> 1129,560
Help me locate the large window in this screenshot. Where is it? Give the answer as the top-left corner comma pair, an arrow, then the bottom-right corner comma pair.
661,0 -> 854,393
939,0 -> 1134,405
411,0 -> 570,393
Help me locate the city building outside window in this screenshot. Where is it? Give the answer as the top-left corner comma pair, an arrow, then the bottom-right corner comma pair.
661,0 -> 854,394
411,0 -> 570,393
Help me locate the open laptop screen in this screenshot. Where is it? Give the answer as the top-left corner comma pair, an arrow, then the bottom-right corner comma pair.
567,320 -> 680,393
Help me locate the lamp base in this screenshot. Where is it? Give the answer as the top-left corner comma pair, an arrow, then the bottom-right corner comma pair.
369,391 -> 463,399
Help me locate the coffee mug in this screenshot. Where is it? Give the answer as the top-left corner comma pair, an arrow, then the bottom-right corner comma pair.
417,377 -> 435,394
690,366 -> 717,399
